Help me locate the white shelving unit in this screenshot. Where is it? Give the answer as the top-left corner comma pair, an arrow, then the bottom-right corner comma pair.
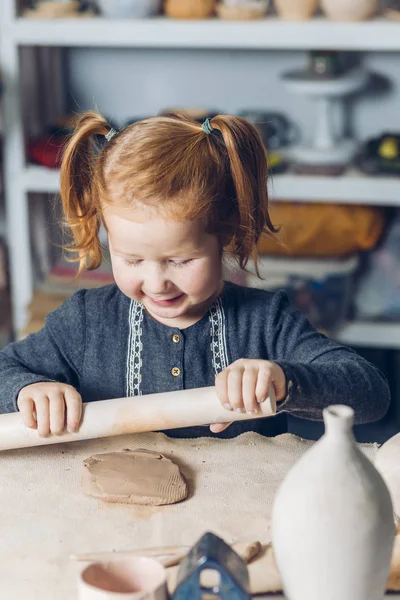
1,1 -> 400,347
7,16 -> 400,51
22,165 -> 400,205
335,322 -> 400,350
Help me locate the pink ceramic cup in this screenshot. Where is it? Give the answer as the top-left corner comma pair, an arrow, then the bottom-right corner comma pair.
78,557 -> 168,600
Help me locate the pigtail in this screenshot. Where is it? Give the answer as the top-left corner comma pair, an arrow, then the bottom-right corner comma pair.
60,111 -> 111,273
209,115 -> 277,274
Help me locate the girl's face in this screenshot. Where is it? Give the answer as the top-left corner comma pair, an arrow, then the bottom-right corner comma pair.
104,205 -> 223,328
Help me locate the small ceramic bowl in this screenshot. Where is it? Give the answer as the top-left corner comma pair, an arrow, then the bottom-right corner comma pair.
78,557 -> 168,600
96,0 -> 162,18
217,0 -> 269,19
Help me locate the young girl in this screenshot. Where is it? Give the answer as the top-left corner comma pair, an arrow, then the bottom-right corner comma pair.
0,111 -> 390,439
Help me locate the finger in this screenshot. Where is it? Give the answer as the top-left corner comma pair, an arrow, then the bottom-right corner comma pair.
35,397 -> 51,438
64,388 -> 83,433
242,367 -> 259,415
49,392 -> 66,435
18,397 -> 38,429
210,422 -> 232,434
255,368 -> 272,404
215,370 -> 232,411
227,368 -> 245,412
271,364 -> 287,402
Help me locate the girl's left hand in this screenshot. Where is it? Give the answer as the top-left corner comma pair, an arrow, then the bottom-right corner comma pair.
210,359 -> 287,434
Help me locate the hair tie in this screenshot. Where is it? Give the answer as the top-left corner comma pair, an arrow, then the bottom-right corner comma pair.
105,128 -> 118,142
202,118 -> 214,135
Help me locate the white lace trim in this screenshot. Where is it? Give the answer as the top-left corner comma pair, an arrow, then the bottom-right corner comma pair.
126,300 -> 144,397
126,298 -> 228,393
209,297 -> 229,375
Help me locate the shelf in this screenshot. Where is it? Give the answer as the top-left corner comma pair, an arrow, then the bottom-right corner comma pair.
270,170 -> 400,205
23,165 -> 400,206
6,16 -> 400,51
15,169 -> 400,348
334,322 -> 400,349
22,165 -> 60,193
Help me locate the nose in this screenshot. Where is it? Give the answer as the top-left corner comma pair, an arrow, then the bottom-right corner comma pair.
142,262 -> 169,295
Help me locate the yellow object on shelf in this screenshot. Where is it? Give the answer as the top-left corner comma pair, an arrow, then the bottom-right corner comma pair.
258,202 -> 386,257
379,137 -> 399,160
164,0 -> 216,19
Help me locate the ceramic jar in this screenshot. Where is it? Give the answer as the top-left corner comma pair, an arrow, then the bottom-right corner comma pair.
164,0 -> 215,19
217,1 -> 269,20
274,0 -> 318,20
96,0 -> 162,18
375,432 -> 400,521
272,405 -> 395,600
321,0 -> 379,21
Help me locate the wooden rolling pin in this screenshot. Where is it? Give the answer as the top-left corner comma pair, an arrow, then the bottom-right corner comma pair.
0,386 -> 276,451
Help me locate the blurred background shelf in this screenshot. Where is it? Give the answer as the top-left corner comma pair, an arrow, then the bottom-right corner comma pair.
22,165 -> 60,193
23,165 -> 400,206
9,17 -> 400,51
3,0 -> 400,344
271,171 -> 400,205
335,322 -> 400,349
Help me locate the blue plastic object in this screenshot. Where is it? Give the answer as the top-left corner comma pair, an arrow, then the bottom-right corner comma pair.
172,532 -> 251,600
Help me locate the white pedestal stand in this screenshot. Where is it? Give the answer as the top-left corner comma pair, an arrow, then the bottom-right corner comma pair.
281,69 -> 368,166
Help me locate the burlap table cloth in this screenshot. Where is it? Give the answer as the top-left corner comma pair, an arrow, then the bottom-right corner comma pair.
0,431 -> 381,599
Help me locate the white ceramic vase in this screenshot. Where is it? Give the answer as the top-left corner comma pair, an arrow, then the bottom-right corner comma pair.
375,431 -> 400,521
321,0 -> 378,21
272,405 -> 395,600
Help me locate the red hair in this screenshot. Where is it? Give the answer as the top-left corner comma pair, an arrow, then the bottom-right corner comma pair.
60,110 -> 276,274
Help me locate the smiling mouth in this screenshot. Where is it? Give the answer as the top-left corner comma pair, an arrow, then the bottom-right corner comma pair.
146,294 -> 185,307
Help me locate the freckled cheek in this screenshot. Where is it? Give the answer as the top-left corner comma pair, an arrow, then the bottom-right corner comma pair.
112,264 -> 142,294
182,264 -> 220,296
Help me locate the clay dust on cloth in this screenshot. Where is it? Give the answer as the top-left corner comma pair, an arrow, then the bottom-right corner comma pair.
0,432 -> 378,599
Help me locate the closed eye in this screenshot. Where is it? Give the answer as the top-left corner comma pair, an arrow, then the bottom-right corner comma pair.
123,259 -> 193,268
169,259 -> 193,267
124,259 -> 143,267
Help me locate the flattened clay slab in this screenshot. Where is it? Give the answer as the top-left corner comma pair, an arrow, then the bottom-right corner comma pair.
82,449 -> 188,506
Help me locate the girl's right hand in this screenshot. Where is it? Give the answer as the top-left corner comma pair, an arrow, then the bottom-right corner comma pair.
17,382 -> 83,438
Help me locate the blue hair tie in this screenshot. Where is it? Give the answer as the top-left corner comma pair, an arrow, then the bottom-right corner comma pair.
202,118 -> 214,135
105,128 -> 118,142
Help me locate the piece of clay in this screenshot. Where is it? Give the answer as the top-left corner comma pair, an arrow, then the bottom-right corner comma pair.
237,540 -> 263,564
82,449 -> 188,506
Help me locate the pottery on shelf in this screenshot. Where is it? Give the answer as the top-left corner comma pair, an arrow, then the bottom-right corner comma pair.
217,0 -> 269,20
321,0 -> 379,21
164,0 -> 216,19
375,432 -> 400,521
281,67 -> 368,168
386,7 -> 400,20
96,0 -> 162,18
24,1 -> 82,18
274,0 -> 318,20
272,405 -> 395,600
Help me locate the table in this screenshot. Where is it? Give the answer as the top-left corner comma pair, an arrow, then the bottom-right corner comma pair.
0,430 -> 395,599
